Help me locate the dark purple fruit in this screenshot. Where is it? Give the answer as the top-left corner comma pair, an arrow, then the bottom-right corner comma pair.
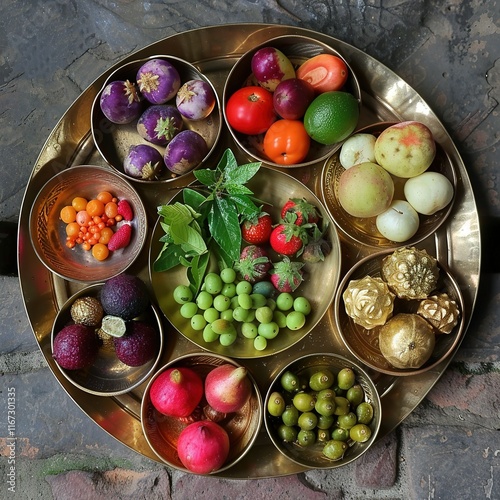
52,324 -> 100,370
113,321 -> 159,366
100,274 -> 150,320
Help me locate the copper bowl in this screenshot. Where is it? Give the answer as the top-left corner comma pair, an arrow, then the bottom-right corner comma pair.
320,121 -> 457,248
334,248 -> 465,376
223,35 -> 361,168
264,353 -> 381,469
51,284 -> 164,396
141,353 -> 262,474
29,165 -> 148,283
91,55 -> 222,183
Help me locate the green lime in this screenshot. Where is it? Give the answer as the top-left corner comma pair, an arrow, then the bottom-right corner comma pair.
304,91 -> 359,145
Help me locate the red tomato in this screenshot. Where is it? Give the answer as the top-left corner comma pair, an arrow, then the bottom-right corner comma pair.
296,54 -> 348,93
225,86 -> 276,135
263,119 -> 311,165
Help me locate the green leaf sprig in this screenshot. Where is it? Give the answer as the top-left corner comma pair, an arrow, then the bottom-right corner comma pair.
154,149 -> 262,294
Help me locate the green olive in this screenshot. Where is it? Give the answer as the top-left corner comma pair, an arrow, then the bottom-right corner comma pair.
323,440 -> 348,460
293,392 -> 316,412
337,367 -> 356,390
316,413 -> 335,430
350,423 -> 372,443
317,388 -> 336,401
331,427 -> 350,442
277,424 -> 298,443
337,411 -> 357,430
267,391 -> 286,417
346,384 -> 365,406
309,369 -> 335,391
280,370 -> 300,392
297,429 -> 316,447
315,398 -> 336,417
317,428 -> 330,442
297,411 -> 318,431
333,396 -> 350,416
281,405 -> 299,427
356,402 -> 374,424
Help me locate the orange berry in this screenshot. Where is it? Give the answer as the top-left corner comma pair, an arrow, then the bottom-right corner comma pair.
92,243 -> 109,261
99,227 -> 114,245
72,197 -> 88,212
115,214 -> 123,222
104,202 -> 118,218
60,205 -> 77,223
66,241 -> 76,248
96,191 -> 114,204
86,199 -> 105,217
82,241 -> 91,251
65,222 -> 80,237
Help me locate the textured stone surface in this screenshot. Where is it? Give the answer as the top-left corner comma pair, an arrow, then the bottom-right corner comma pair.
1,0 -> 499,499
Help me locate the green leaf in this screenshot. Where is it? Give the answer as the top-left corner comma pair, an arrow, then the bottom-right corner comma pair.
157,202 -> 196,225
170,223 -> 207,254
153,243 -> 185,272
224,160 -> 261,185
187,253 -> 210,295
209,197 -> 242,262
194,169 -> 217,187
231,194 -> 260,219
183,188 -> 207,211
224,183 -> 254,195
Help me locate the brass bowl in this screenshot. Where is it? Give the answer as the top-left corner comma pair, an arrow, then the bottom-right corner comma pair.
141,353 -> 263,474
264,353 -> 381,469
320,122 -> 457,248
51,284 -> 164,396
91,55 -> 222,183
334,249 -> 465,376
148,166 -> 342,358
29,165 -> 148,283
223,35 -> 361,168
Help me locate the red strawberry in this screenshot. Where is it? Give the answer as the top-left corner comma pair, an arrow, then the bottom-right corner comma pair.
269,222 -> 308,256
117,199 -> 134,221
234,245 -> 271,283
269,257 -> 305,293
281,198 -> 319,226
108,224 -> 132,251
241,212 -> 272,245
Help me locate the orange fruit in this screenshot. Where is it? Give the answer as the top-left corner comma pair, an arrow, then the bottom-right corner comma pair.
60,205 -> 77,223
86,199 -> 105,217
71,196 -> 88,212
304,91 -> 359,145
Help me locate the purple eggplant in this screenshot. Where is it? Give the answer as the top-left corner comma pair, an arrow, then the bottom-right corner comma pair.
176,79 -> 216,120
136,105 -> 183,145
99,80 -> 143,124
164,130 -> 208,175
136,58 -> 181,104
123,144 -> 164,180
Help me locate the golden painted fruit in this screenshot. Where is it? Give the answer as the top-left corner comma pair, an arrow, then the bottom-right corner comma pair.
378,313 -> 435,369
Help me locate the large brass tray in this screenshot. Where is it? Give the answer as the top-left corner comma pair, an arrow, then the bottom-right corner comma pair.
18,24 -> 480,478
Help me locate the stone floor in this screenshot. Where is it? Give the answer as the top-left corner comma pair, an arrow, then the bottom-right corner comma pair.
1,1 -> 499,499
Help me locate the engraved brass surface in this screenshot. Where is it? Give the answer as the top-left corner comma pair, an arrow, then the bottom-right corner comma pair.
18,24 -> 481,479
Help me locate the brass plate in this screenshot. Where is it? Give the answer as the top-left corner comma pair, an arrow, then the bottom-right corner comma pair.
149,166 -> 342,359
18,24 -> 481,479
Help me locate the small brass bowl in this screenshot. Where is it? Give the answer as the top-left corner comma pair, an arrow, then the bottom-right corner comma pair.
320,122 -> 457,248
149,166 -> 342,358
141,353 -> 263,474
334,249 -> 465,376
223,35 -> 361,168
51,284 -> 164,396
29,165 -> 148,283
264,353 -> 381,469
91,55 -> 222,183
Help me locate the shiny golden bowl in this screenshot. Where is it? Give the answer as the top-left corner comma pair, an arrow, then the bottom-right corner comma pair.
334,248 -> 465,376
320,122 -> 457,248
264,353 -> 381,469
51,283 -> 164,396
141,353 -> 262,474
91,55 -> 222,183
223,35 -> 361,168
148,166 -> 342,358
29,165 -> 148,283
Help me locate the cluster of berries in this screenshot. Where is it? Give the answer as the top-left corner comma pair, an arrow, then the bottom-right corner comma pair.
60,191 -> 134,261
